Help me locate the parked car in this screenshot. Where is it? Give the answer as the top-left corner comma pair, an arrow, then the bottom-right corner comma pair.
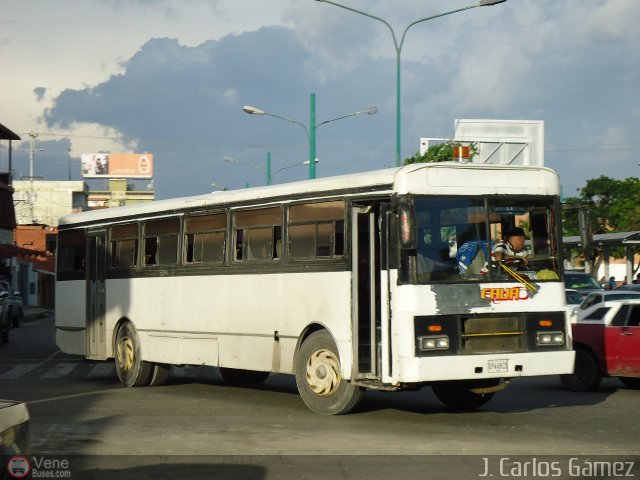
0,399 -> 30,456
576,290 -> 640,322
560,298 -> 640,391
564,271 -> 603,298
0,280 -> 24,328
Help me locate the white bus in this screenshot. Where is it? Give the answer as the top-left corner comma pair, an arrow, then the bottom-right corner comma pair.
55,162 -> 574,415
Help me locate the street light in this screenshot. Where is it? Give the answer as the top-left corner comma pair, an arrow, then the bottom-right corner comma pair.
243,95 -> 377,179
210,181 -> 228,191
224,154 -> 319,186
315,0 -> 507,167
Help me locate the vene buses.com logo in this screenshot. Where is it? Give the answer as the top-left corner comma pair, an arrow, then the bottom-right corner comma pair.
6,456 -> 30,479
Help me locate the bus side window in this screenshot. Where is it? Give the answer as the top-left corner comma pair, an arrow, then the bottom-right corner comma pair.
57,230 -> 87,279
233,207 -> 282,263
288,200 -> 345,260
110,223 -> 138,269
184,213 -> 227,265
143,217 -> 180,266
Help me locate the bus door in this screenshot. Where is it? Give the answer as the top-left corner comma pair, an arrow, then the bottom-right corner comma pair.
86,231 -> 107,359
351,205 -> 382,380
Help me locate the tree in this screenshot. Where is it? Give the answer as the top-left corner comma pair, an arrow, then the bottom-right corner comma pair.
562,175 -> 640,275
564,176 -> 640,234
403,142 -> 478,165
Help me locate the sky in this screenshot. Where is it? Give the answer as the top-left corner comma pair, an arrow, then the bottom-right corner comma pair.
1,0 -> 639,200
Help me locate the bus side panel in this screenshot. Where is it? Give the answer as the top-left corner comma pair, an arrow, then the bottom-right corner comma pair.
103,271 -> 353,376
55,280 -> 87,356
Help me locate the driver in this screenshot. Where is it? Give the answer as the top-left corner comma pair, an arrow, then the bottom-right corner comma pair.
492,227 -> 528,265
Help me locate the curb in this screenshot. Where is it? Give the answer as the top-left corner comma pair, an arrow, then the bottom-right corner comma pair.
22,310 -> 53,323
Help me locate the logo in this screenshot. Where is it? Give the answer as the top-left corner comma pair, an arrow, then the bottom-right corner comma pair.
6,456 -> 30,479
481,286 -> 529,302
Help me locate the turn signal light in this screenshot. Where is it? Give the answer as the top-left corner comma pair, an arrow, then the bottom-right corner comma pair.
539,320 -> 553,327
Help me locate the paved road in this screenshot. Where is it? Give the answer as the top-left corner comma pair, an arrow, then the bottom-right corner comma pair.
1,315 -> 639,479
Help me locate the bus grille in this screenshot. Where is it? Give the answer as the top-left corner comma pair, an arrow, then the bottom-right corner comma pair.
461,316 -> 526,353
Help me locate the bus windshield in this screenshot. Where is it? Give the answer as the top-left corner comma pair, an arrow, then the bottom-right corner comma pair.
409,196 -> 560,284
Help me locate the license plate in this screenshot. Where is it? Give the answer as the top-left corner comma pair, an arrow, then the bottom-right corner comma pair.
488,359 -> 508,373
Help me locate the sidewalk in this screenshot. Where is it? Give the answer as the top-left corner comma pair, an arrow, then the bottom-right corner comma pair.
23,306 -> 53,322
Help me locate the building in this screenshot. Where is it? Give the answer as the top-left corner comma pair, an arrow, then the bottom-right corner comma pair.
13,225 -> 57,308
88,178 -> 155,209
12,180 -> 88,226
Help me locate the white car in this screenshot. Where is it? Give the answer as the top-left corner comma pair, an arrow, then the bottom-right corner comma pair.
577,291 -> 640,322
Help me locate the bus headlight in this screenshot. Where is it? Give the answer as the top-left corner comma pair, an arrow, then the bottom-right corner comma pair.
536,331 -> 565,346
418,335 -> 450,351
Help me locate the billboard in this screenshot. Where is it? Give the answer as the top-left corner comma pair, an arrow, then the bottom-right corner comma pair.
81,153 -> 153,179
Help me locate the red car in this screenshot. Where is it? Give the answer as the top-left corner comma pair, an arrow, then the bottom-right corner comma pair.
561,298 -> 640,391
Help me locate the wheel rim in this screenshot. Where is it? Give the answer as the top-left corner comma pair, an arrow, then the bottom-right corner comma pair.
305,348 -> 341,396
116,336 -> 134,373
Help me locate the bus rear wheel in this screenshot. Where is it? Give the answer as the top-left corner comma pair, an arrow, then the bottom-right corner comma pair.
219,367 -> 270,385
115,322 -> 152,387
295,330 -> 364,415
432,379 -> 499,410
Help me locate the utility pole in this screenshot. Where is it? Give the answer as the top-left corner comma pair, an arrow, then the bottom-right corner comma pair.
20,132 -> 43,224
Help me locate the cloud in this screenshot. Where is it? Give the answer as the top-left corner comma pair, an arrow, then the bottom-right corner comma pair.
33,87 -> 47,102
31,0 -> 640,200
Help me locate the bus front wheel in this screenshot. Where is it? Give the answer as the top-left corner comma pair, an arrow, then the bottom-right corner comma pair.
115,322 -> 152,387
295,330 -> 364,415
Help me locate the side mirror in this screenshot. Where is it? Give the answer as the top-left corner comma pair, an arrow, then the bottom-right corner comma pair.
0,291 -> 8,299
398,203 -> 416,250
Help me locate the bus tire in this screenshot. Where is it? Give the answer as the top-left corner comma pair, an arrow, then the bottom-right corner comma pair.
148,363 -> 170,387
560,348 -> 601,392
619,377 -> 640,389
295,330 -> 364,415
432,379 -> 498,410
115,322 -> 152,387
219,367 -> 270,385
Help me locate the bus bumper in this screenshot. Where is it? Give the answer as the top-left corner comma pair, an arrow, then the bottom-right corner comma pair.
395,350 -> 575,383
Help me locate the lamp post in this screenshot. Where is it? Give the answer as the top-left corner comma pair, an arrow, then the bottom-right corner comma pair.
315,0 -> 507,167
223,154 -> 318,186
243,94 -> 377,179
223,153 -> 272,185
